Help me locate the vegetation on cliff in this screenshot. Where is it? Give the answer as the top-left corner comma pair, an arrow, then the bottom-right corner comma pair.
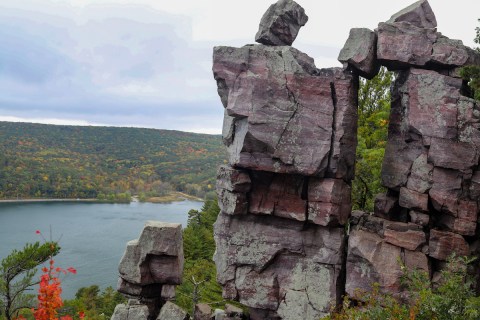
0,122 -> 225,201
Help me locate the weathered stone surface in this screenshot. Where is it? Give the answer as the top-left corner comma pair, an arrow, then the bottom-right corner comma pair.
214,213 -> 344,317
438,214 -> 477,236
470,170 -> 480,200
157,301 -> 189,320
328,68 -> 359,180
118,221 -> 183,287
428,137 -> 479,170
111,300 -> 149,320
386,0 -> 436,28
346,229 -> 403,297
406,154 -> 433,193
409,210 -> 430,226
224,304 -> 244,318
338,28 -> 379,79
217,165 -> 251,193
249,171 -> 306,221
308,178 -> 351,226
377,22 -> 437,70
160,285 -> 176,301
429,229 -> 469,261
217,188 -> 248,216
255,0 -> 308,46
194,303 -> 212,320
383,221 -> 426,251
213,45 -> 357,177
399,187 -> 429,212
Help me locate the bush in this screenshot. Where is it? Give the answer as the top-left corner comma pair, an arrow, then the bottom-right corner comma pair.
324,255 -> 480,320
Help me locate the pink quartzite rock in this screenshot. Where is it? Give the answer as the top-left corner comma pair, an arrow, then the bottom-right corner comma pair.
377,22 -> 437,70
249,171 -> 306,221
213,44 -> 358,178
308,178 -> 351,226
386,0 -> 437,28
406,154 -> 433,193
117,221 -> 183,297
214,213 -> 344,318
399,187 -> 429,212
216,165 -> 250,215
383,221 -> 426,251
438,214 -> 477,236
429,229 -> 469,261
255,0 -> 308,46
373,193 -> 400,220
338,28 -> 379,79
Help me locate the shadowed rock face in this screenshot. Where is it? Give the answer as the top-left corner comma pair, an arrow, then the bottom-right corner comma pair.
213,0 -> 480,318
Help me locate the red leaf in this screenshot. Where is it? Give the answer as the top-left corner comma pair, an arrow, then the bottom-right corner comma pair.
67,267 -> 77,274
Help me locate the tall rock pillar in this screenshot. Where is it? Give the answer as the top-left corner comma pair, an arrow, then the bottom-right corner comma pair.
212,0 -> 359,318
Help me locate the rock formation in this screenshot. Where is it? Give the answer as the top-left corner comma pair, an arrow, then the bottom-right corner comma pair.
213,0 -> 358,318
111,221 -> 184,320
213,0 -> 480,318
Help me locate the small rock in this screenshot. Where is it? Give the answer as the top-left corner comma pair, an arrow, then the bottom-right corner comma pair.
157,301 -> 189,320
399,187 -> 428,212
255,0 -> 308,46
409,210 -> 430,226
194,303 -> 212,320
386,0 -> 437,28
429,229 -> 469,261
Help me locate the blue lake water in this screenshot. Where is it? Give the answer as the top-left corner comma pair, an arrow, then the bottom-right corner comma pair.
0,200 -> 203,299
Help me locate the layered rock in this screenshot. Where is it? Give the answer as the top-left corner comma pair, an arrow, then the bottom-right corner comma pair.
213,0 -> 480,318
213,1 -> 358,319
343,0 -> 480,301
111,222 -> 184,320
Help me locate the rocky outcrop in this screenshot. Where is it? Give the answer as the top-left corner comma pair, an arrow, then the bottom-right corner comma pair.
342,0 -> 480,302
213,0 -> 480,318
111,222 -> 185,320
213,1 -> 358,319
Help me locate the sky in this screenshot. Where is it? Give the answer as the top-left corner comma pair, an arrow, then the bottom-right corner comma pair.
0,0 -> 479,134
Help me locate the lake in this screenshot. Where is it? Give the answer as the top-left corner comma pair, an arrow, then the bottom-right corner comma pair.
0,200 -> 203,299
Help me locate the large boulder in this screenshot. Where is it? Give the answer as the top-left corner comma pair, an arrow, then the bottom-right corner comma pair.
338,28 -> 379,79
255,0 -> 308,46
213,45 -> 358,178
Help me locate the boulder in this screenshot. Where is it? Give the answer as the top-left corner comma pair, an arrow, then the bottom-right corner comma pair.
213,45 -> 358,177
399,187 -> 429,212
386,0 -> 437,28
406,154 -> 433,193
110,300 -> 149,320
383,221 -> 426,251
157,301 -> 189,320
214,213 -> 345,318
409,211 -> 430,226
429,229 -> 469,261
255,0 -> 308,46
338,28 -> 379,79
118,222 -> 183,287
194,303 -> 212,320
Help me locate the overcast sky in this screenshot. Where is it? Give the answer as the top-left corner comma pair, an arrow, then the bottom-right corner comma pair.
0,0 -> 479,134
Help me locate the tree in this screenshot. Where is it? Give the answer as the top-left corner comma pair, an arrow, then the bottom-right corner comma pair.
0,241 -> 59,320
352,67 -> 393,211
461,18 -> 480,101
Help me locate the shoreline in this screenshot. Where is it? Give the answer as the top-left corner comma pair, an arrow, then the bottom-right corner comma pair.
0,192 -> 204,204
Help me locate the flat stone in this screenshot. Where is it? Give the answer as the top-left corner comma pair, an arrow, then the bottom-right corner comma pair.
429,229 -> 469,261
338,28 -> 379,79
255,0 -> 308,46
377,22 -> 437,70
386,0 -> 437,28
383,221 -> 426,251
399,187 -> 429,212
438,214 -> 477,236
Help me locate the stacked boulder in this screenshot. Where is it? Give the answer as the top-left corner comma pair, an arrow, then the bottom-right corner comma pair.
339,0 -> 480,300
213,0 -> 358,319
111,221 -> 184,320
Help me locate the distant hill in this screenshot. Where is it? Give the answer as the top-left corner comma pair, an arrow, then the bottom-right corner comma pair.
0,122 -> 226,200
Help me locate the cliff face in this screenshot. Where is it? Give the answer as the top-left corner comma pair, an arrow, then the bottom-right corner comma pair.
212,0 -> 480,319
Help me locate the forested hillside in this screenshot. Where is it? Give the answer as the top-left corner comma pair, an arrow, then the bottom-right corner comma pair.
0,122 -> 225,200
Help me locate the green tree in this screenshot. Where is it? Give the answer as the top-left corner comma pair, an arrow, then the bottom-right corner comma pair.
0,242 -> 59,320
352,67 -> 393,211
176,200 -> 224,313
461,18 -> 480,101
